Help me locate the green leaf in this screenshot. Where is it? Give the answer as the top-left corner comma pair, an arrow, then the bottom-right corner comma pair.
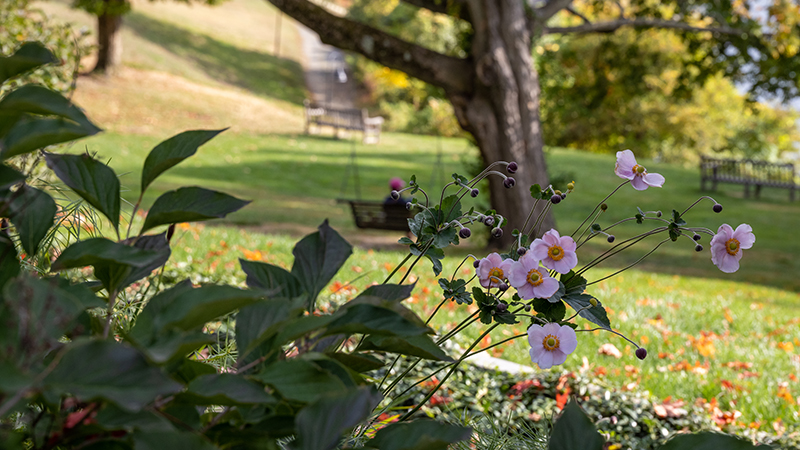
0,42 -> 58,83
325,303 -> 431,338
546,281 -> 567,303
253,356 -> 348,403
239,259 -> 304,298
142,187 -> 250,233
0,226 -> 20,291
51,238 -> 167,293
182,374 -> 275,406
295,387 -> 382,450
327,352 -> 385,373
561,271 -> 587,295
409,243 -> 444,276
438,194 -> 462,224
236,299 -> 304,366
533,298 -> 566,322
132,430 -> 219,450
358,282 -> 415,302
0,86 -> 98,126
358,334 -> 452,361
439,278 -> 471,305
94,404 -> 175,432
2,117 -> 102,159
671,209 -> 686,226
548,398 -> 604,450
140,129 -> 226,193
658,432 -> 770,450
138,331 -> 213,364
169,359 -> 218,384
291,220 -> 353,311
472,286 -> 488,305
364,419 -> 472,450
5,185 -> 56,256
44,340 -> 182,412
45,153 -> 120,231
118,232 -> 171,289
562,293 -> 610,330
0,164 -> 25,190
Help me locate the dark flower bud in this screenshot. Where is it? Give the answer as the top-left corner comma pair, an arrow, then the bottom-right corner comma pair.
695,244 -> 703,252
484,216 -> 495,227
517,247 -> 527,256
405,202 -> 413,210
607,235 -> 615,243
507,162 -> 518,173
524,304 -> 532,312
470,188 -> 479,198
473,259 -> 481,269
560,193 -> 567,199
491,227 -> 503,239
656,211 -> 662,217
496,302 -> 508,313
550,194 -> 561,204
391,190 -> 400,200
459,227 -> 471,239
692,233 -> 701,241
600,203 -> 608,211
497,282 -> 508,291
713,204 -> 723,213
635,347 -> 648,360
504,177 -> 516,188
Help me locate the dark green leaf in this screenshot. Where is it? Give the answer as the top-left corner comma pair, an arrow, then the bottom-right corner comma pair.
327,352 -> 385,373
183,374 -> 275,406
548,399 -> 604,450
358,282 -> 415,302
358,334 -> 452,361
365,419 -> 472,450
671,209 -> 686,226
236,299 -> 303,365
562,293 -> 610,330
138,331 -> 213,364
0,85 -> 98,126
439,278 -> 471,305
94,404 -> 175,432
127,280 -> 193,341
472,286 -> 488,305
324,303 -> 431,337
0,42 -> 58,83
118,232 -> 171,289
546,281 -> 567,303
45,153 -> 120,231
409,243 -> 444,276
533,298 -> 566,322
438,194 -> 462,224
0,226 -> 20,291
295,387 -> 382,450
561,271 -> 587,295
253,357 -> 347,403
44,340 -> 182,412
169,359 -> 217,384
2,116 -> 101,159
658,432 -> 770,450
291,220 -> 353,311
6,185 -> 56,256
239,259 -> 304,298
0,164 -> 25,190
141,129 -> 226,193
132,430 -> 219,450
142,187 -> 250,232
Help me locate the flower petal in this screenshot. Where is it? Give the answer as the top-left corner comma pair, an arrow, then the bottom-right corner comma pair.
631,176 -> 649,191
553,252 -> 578,274
507,262 -> 528,288
550,350 -> 568,367
559,235 -> 577,252
717,253 -> 741,273
538,277 -> 561,301
531,239 -> 549,261
615,150 -> 636,179
733,224 -> 755,249
537,350 -> 554,369
542,230 -> 561,246
557,326 -> 578,354
643,172 -> 665,188
716,224 -> 734,239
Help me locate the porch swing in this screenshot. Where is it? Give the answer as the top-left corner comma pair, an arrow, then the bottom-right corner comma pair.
337,137 -> 445,232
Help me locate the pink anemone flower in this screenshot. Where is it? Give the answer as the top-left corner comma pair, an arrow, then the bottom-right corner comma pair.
710,224 -> 755,273
615,149 -> 665,191
528,323 -> 578,370
531,229 -> 578,274
508,252 -> 560,300
476,252 -> 514,288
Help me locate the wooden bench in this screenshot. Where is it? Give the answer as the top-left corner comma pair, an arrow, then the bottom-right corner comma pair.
700,156 -> 797,201
304,100 -> 384,144
346,201 -> 411,231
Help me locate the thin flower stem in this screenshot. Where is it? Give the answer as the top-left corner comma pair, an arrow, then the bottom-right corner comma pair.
103,288 -> 120,339
383,253 -> 413,284
436,310 -> 480,344
576,327 -> 641,348
572,180 -> 630,237
680,195 -> 718,216
575,209 -> 604,244
519,198 -> 541,238
584,238 -> 672,288
398,238 -> 435,285
426,298 -> 450,326
575,227 -> 668,277
126,193 -> 143,239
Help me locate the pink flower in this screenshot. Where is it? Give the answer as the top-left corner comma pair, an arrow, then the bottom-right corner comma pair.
528,323 -> 578,369
615,149 -> 665,191
710,224 -> 755,273
508,252 -> 560,300
476,252 -> 514,288
531,229 -> 578,274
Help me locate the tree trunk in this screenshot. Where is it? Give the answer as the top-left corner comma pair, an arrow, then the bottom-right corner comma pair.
449,0 -> 555,247
93,11 -> 123,74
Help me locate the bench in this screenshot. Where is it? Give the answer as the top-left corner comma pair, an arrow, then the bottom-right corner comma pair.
346,201 -> 411,231
700,156 -> 797,201
304,100 -> 384,144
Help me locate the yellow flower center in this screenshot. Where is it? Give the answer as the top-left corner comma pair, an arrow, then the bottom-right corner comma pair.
726,238 -> 740,256
542,334 -> 560,351
489,267 -> 504,280
527,268 -> 544,286
548,245 -> 565,261
633,164 -> 646,175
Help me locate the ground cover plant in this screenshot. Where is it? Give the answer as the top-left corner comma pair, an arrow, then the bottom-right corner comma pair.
2,42 -> 791,450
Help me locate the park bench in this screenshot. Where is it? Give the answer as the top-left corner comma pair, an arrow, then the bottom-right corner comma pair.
303,100 -> 384,144
346,201 -> 411,231
700,156 -> 798,201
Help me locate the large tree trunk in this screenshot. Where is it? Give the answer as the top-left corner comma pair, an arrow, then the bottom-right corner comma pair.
449,0 -> 555,247
93,11 -> 123,74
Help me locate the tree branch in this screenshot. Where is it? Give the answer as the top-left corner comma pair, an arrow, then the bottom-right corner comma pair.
544,18 -> 741,35
268,0 -> 473,93
399,0 -> 463,17
533,0 -> 573,23
565,6 -> 590,24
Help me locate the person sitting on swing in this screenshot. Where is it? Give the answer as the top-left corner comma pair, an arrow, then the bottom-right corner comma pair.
384,177 -> 407,205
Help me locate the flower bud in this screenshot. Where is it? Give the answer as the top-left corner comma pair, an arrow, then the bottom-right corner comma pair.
507,162 -> 518,173
656,211 -> 662,217
391,190 -> 400,200
600,203 -> 608,211
635,347 -> 648,360
491,227 -> 503,239
695,244 -> 703,252
484,216 -> 495,227
524,304 -> 532,312
567,182 -> 574,191
560,193 -> 567,199
517,247 -> 527,256
473,259 -> 481,269
607,235 -> 615,243
713,204 -> 723,213
496,302 -> 508,313
692,233 -> 701,241
589,298 -> 598,307
503,177 -> 516,188
459,227 -> 471,239
470,188 -> 479,198
550,194 -> 561,204
497,282 -> 508,291
405,202 -> 413,210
